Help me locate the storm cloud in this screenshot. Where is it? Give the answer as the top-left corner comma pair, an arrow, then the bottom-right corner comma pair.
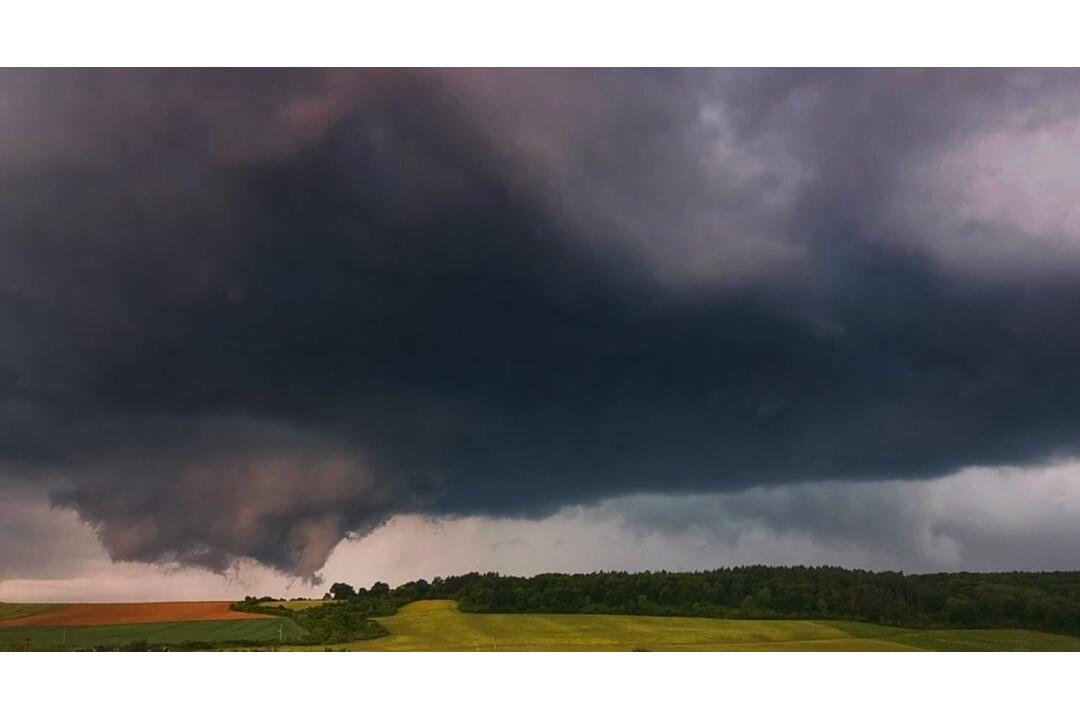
4,69 -> 1080,579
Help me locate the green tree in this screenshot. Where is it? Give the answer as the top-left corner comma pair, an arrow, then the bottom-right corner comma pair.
329,582 -> 356,600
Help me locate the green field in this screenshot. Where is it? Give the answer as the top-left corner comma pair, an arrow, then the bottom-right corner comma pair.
291,600 -> 1080,652
827,620 -> 1080,652
0,617 -> 304,651
0,603 -> 57,622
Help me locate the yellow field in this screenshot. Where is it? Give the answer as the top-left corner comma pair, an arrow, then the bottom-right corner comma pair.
289,600 -> 904,651
282,600 -> 1080,652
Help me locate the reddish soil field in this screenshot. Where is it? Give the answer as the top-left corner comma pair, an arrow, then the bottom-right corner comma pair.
0,601 -> 270,627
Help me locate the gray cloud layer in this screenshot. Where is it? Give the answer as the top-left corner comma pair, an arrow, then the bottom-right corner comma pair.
7,463 -> 1079,601
3,69 -> 1080,578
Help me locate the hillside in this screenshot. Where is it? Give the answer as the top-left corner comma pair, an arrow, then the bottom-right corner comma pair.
327,567 -> 1080,637
297,600 -> 1080,652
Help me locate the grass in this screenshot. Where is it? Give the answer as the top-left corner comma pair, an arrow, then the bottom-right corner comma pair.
289,600 -> 1080,652
0,617 -> 304,651
0,603 -> 59,622
289,600 -> 910,651
825,620 -> 1080,652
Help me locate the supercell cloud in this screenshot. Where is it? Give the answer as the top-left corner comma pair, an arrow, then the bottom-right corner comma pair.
3,69 -> 1080,580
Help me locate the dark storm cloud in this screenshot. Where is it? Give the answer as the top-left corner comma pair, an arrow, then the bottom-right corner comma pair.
602,462 -> 1080,573
4,69 -> 1080,578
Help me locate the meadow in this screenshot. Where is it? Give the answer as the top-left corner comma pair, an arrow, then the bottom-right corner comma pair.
294,600 -> 1080,651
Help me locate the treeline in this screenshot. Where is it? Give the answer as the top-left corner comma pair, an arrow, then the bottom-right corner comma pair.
230,597 -> 389,645
326,567 -> 1080,636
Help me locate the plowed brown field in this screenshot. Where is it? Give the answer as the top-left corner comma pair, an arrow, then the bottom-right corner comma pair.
0,601 -> 269,627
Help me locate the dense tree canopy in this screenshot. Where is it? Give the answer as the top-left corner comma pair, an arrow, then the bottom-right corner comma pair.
231,596 -> 390,645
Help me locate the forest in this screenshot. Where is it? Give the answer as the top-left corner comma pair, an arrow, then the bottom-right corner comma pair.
322,567 -> 1080,636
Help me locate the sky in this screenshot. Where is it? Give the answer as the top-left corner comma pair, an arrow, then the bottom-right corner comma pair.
3,69 -> 1080,601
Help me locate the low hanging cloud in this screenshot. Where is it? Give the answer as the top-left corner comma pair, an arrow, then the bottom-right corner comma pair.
8,462 -> 1080,602
317,461 -> 1080,582
4,69 -> 1080,580
605,463 -> 1080,573
48,420 -> 398,578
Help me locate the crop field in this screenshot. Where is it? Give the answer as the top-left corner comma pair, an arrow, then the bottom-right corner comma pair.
326,600 -> 911,651
0,601 -> 300,650
826,621 -> 1080,652
0,603 -> 56,623
295,600 -> 1080,652
0,618 -> 303,650
0,601 -> 268,627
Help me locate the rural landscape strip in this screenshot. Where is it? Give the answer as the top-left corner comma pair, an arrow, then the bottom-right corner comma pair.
4,566 -> 1080,651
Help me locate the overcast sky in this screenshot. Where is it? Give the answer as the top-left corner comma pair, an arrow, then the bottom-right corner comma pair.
3,69 -> 1080,600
